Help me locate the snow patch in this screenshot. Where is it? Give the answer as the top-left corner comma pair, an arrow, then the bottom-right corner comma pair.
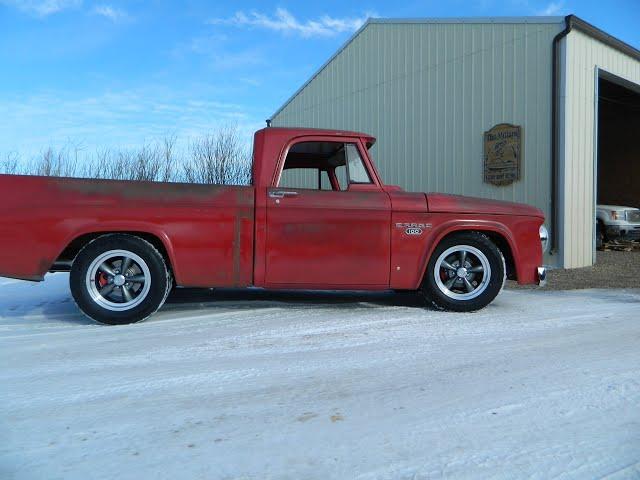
1,274 -> 639,479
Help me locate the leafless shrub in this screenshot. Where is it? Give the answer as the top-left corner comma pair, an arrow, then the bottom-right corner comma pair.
1,152 -> 20,175
34,147 -> 80,177
160,135 -> 176,183
82,136 -> 178,182
184,126 -> 251,185
128,146 -> 162,182
1,126 -> 252,185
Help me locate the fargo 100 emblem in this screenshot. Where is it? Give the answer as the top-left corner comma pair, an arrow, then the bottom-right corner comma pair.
395,222 -> 431,236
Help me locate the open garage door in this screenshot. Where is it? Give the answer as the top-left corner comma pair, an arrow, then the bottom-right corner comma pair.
597,73 -> 640,208
596,72 -> 640,248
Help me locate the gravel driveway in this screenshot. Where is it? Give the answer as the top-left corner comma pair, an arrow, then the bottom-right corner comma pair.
508,250 -> 640,290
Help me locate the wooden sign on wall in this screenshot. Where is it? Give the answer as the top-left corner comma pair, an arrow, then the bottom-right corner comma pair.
484,123 -> 522,186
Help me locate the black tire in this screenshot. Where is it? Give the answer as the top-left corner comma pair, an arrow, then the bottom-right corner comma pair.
421,231 -> 505,312
70,234 -> 172,325
596,221 -> 605,250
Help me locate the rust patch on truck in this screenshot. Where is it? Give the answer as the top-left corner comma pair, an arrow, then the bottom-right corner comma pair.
231,188 -> 255,286
232,215 -> 242,286
283,224 -> 328,235
48,177 -> 254,205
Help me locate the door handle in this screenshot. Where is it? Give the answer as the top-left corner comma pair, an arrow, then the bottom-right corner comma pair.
269,190 -> 299,199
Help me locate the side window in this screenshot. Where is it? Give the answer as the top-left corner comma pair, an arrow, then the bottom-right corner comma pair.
346,144 -> 372,184
278,141 -> 346,191
279,168 -> 322,190
276,141 -> 372,191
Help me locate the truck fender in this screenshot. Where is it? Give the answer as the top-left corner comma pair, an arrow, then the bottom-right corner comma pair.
56,222 -> 181,284
415,220 -> 520,289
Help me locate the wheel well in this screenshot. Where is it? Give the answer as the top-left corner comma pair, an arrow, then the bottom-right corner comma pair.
435,230 -> 517,281
53,232 -> 173,274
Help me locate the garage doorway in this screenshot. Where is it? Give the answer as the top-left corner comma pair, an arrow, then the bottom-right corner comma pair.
596,72 -> 640,207
594,71 -> 640,256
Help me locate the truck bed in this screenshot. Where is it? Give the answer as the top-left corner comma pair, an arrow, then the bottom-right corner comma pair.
0,174 -> 255,287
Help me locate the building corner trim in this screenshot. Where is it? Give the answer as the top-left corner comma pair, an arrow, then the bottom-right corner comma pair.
550,15 -> 574,256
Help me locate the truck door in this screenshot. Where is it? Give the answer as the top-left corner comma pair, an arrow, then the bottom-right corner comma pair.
265,139 -> 391,287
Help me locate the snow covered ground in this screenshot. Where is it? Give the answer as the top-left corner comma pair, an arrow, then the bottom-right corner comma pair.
1,273 -> 639,480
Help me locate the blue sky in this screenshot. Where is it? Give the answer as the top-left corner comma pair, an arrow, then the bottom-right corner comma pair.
1,0 -> 639,157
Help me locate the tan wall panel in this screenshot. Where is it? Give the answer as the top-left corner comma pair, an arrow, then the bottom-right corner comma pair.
560,30 -> 640,267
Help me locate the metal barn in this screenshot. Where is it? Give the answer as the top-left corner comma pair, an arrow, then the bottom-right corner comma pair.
269,15 -> 640,268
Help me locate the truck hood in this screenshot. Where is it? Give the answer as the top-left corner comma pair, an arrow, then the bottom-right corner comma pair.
426,193 -> 544,218
597,204 -> 639,211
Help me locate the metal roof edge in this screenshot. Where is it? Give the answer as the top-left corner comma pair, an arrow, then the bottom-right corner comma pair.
368,16 -> 565,24
269,18 -> 373,122
567,15 -> 640,63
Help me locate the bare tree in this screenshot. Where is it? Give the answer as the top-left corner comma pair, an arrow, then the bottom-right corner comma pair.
1,152 -> 20,175
1,126 -> 252,185
32,146 -> 79,177
184,126 -> 251,185
160,135 -> 176,183
132,145 -> 160,181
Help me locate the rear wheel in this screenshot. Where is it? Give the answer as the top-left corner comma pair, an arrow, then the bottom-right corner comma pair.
421,232 -> 505,312
70,234 -> 171,324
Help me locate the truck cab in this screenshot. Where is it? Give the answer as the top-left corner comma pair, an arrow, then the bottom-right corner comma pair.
257,130 -> 393,288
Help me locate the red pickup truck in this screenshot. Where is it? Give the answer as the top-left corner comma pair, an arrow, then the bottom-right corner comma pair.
0,127 -> 548,324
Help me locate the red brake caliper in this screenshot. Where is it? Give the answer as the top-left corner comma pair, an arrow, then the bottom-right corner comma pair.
97,272 -> 109,288
440,268 -> 448,281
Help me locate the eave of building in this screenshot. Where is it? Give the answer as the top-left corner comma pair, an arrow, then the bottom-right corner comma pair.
269,16 -> 565,121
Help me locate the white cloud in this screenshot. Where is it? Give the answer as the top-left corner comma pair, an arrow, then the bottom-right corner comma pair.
93,4 -> 129,22
537,1 -> 565,16
170,34 -> 266,71
209,8 -> 372,38
0,0 -> 81,17
209,49 -> 265,70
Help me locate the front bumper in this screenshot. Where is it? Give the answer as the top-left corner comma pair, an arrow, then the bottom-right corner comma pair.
537,267 -> 547,287
605,224 -> 640,241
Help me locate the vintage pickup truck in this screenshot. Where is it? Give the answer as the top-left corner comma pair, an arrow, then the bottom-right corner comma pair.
0,127 -> 548,324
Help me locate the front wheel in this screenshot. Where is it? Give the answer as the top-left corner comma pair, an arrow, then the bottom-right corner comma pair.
70,234 -> 172,324
421,232 -> 505,312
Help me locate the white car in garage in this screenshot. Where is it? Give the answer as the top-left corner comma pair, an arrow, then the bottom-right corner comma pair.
596,204 -> 640,247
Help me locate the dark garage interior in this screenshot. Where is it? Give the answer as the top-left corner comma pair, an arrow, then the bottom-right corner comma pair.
597,75 -> 640,208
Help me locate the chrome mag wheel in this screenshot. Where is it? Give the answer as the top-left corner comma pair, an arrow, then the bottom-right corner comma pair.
434,245 -> 491,301
85,249 -> 152,311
